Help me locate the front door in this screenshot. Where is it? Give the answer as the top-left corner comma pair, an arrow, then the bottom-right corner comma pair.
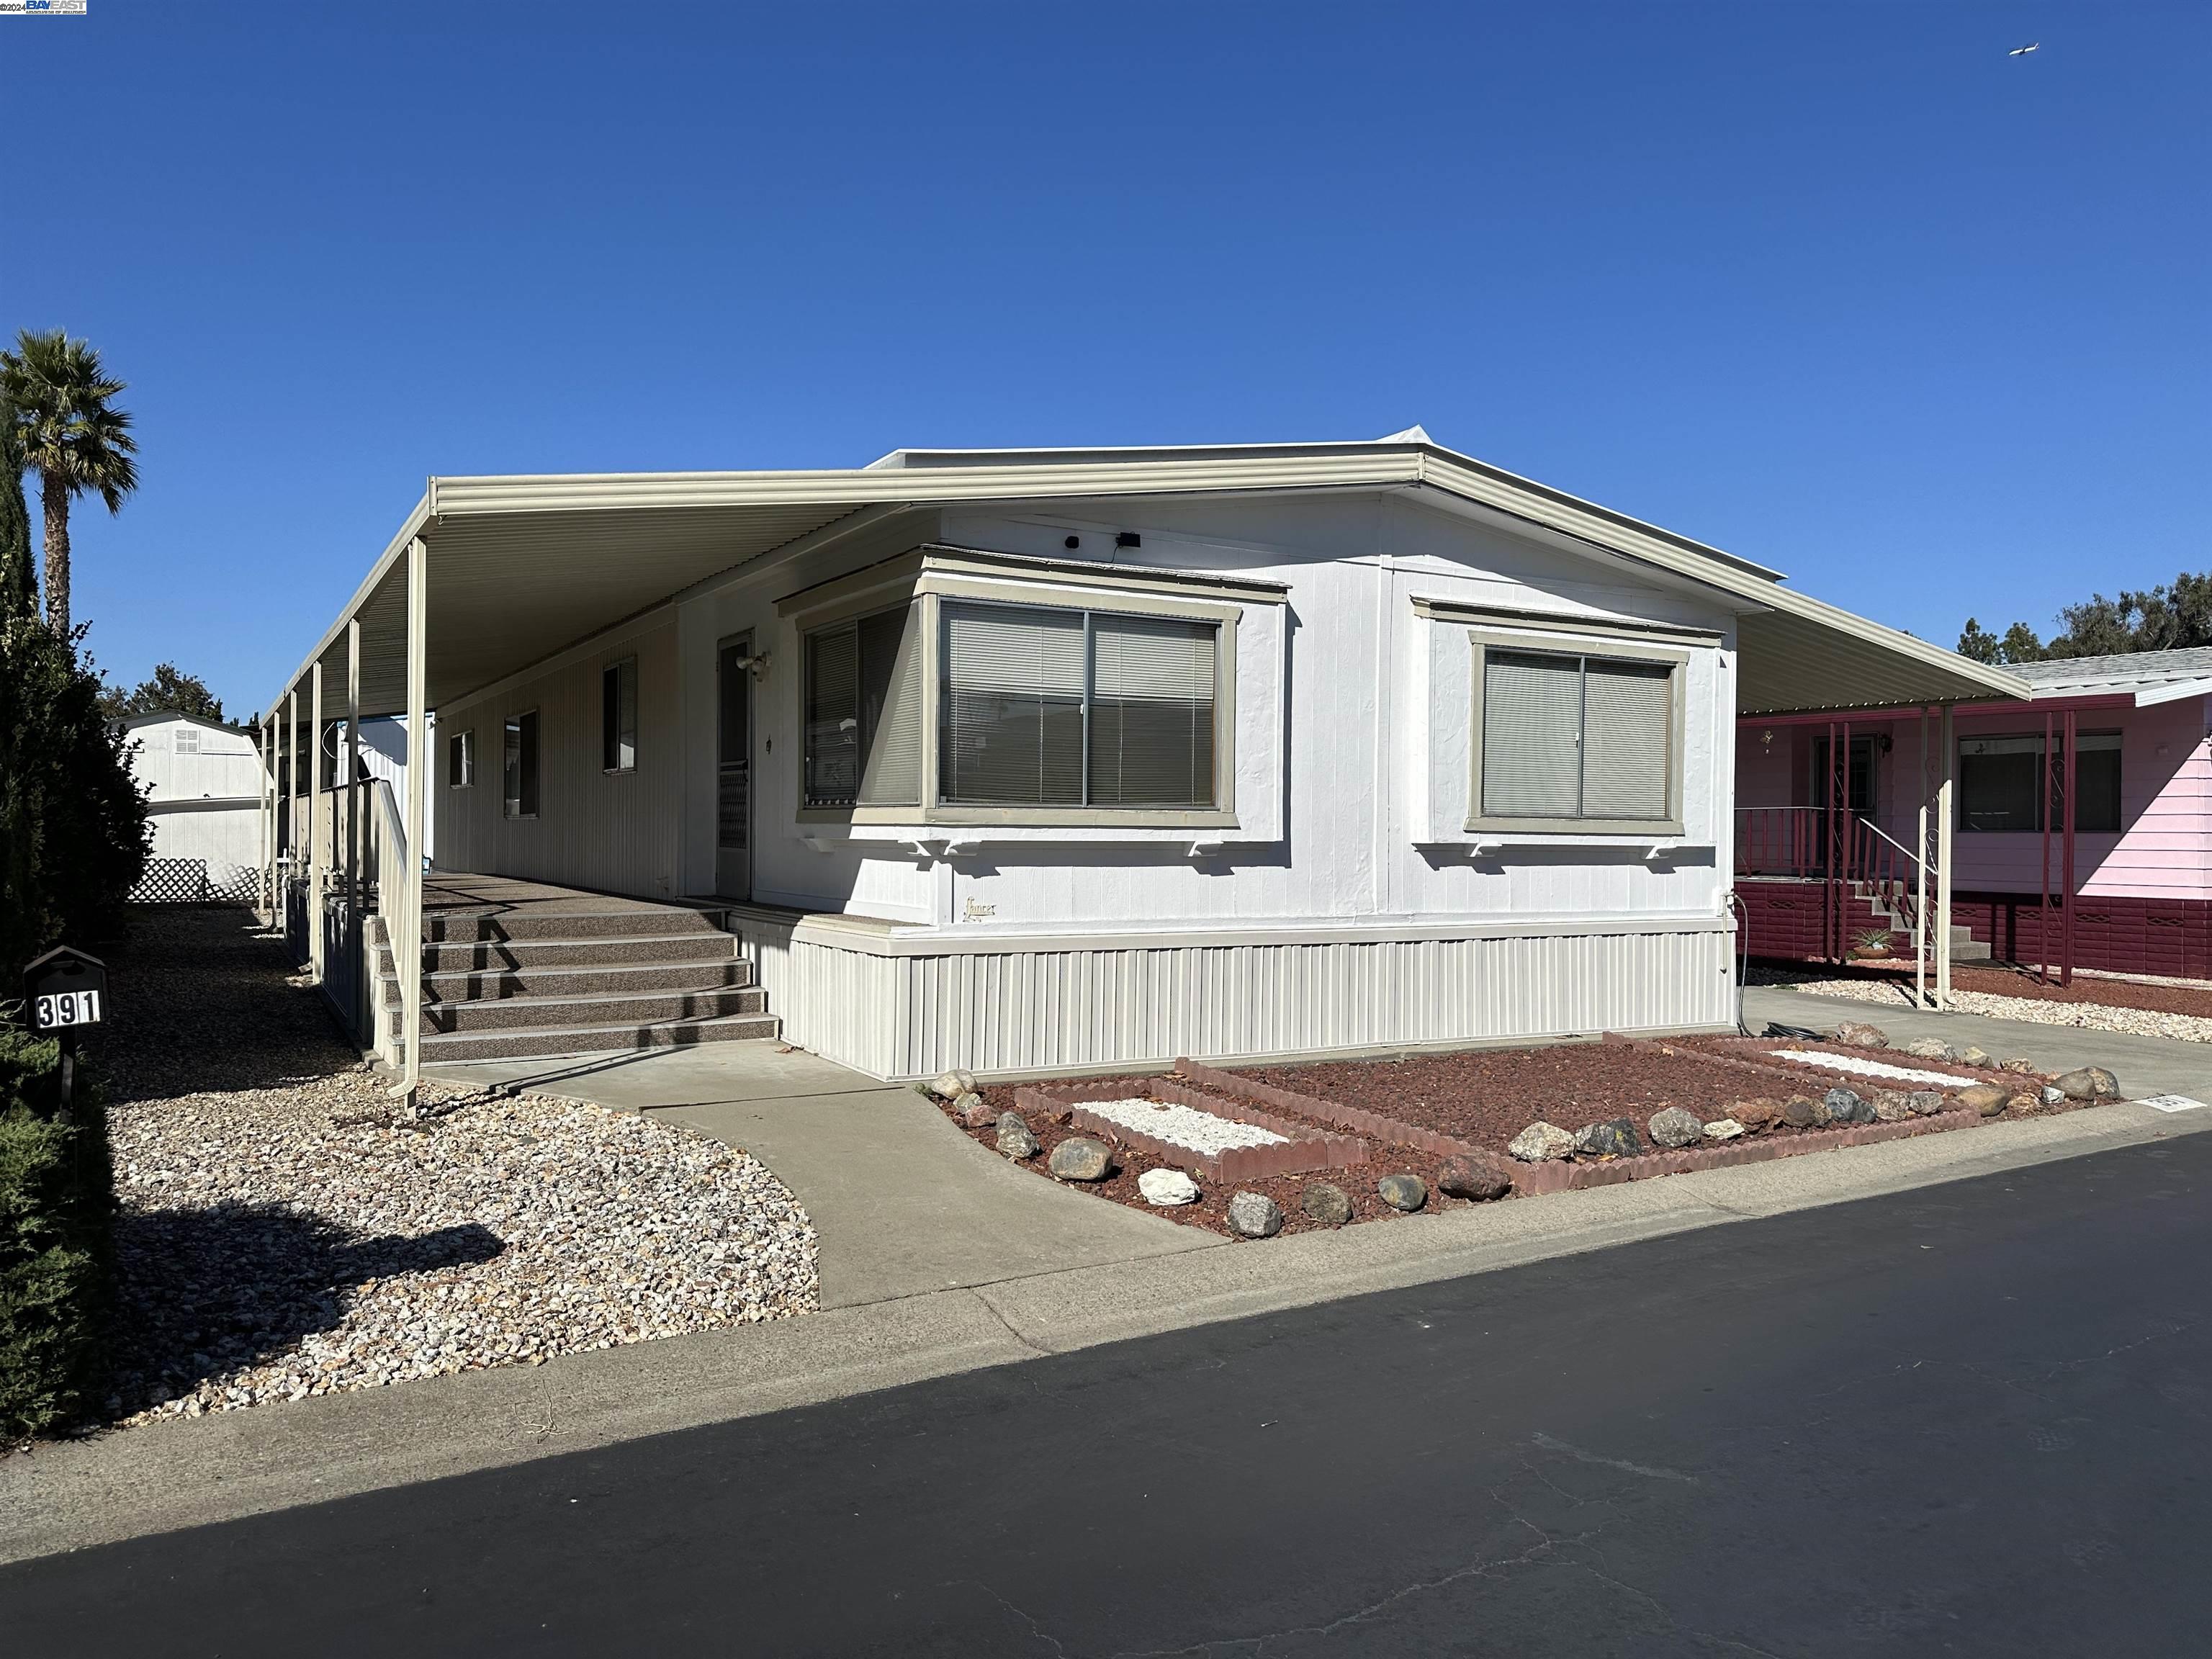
1812,735 -> 1877,819
716,634 -> 752,899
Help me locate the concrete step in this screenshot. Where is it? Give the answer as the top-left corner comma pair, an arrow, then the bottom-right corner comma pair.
417,1012 -> 782,1063
423,907 -> 727,945
408,958 -> 756,1004
405,984 -> 770,1036
396,932 -> 742,974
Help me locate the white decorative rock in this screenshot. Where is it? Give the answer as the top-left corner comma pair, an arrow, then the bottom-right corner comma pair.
1138,1168 -> 1200,1207
1507,1121 -> 1576,1163
1702,1118 -> 1745,1141
930,1071 -> 968,1100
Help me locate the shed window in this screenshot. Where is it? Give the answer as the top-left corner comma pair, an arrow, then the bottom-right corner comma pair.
803,606 -> 920,809
503,711 -> 539,819
602,657 -> 637,773
1959,731 -> 2120,833
174,728 -> 200,755
1479,647 -> 1674,823
449,729 -> 474,788
938,601 -> 1218,808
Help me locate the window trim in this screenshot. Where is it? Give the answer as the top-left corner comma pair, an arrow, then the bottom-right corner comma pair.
503,709 -> 540,821
1465,629 -> 1688,835
791,575 -> 1244,830
601,655 -> 638,775
448,727 -> 475,789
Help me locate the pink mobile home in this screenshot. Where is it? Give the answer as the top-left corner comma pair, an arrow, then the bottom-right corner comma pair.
1736,647 -> 2212,979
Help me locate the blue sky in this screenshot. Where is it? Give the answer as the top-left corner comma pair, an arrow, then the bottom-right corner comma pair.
3,1 -> 2204,715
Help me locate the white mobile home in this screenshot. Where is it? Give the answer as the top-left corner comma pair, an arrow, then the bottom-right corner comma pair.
265,433 -> 2026,1081
121,711 -> 266,902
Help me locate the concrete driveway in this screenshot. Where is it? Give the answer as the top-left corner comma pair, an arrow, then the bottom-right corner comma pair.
423,1045 -> 1216,1309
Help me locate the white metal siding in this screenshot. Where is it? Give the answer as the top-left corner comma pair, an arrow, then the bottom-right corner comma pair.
728,918 -> 1732,1081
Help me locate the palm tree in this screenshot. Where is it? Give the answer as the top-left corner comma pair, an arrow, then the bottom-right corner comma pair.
0,329 -> 138,637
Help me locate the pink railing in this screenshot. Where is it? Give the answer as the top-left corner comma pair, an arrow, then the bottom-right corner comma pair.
1735,807 -> 1915,898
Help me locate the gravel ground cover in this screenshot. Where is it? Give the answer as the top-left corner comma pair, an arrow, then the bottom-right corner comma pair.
950,1082 -> 1473,1236
1751,963 -> 2212,1043
1072,1096 -> 1290,1154
85,908 -> 818,1427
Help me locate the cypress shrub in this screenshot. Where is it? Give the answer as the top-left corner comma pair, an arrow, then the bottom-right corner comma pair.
0,1028 -> 112,1439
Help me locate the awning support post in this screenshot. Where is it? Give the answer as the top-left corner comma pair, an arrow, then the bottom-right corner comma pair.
309,660 -> 325,984
1915,706 -> 1930,1010
285,685 -> 299,943
2062,707 -> 2077,987
2040,710 -> 2054,984
396,535 -> 428,1118
346,618 -> 361,912
1936,704 -> 1956,1009
258,713 -> 275,925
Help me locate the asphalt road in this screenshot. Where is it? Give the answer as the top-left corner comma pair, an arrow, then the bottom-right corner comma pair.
10,1132 -> 2212,1657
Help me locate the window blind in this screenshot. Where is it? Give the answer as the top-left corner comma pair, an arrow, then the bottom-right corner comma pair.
1089,613 -> 1216,806
1579,658 -> 1671,820
857,606 -> 922,807
804,625 -> 861,808
940,603 -> 1086,804
1481,651 -> 1583,817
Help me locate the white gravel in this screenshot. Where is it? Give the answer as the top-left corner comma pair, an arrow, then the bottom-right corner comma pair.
1760,972 -> 2212,1046
93,909 -> 819,1427
1764,1050 -> 1974,1087
1077,1096 -> 1290,1155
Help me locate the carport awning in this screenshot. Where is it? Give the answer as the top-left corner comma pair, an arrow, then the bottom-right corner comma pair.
1735,603 -> 2028,716
273,439 -> 2031,721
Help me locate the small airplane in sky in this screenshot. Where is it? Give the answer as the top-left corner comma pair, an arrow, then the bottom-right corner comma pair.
2008,42 -> 2041,57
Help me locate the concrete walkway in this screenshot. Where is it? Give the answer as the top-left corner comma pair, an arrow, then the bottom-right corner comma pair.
420,1044 -> 1215,1308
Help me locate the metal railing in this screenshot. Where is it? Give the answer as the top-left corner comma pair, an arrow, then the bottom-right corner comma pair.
1734,806 -> 1934,996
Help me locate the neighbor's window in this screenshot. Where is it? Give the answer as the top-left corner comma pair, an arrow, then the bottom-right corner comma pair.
1959,731 -> 2121,833
938,601 -> 1218,808
1479,646 -> 1675,824
448,728 -> 475,788
503,711 -> 539,819
602,657 -> 637,773
804,605 -> 921,809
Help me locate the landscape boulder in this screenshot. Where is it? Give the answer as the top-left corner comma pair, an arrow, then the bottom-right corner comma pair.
930,1071 -> 969,1100
1959,1045 -> 1996,1069
1507,1121 -> 1576,1163
1833,1020 -> 1889,1049
1048,1136 -> 1114,1181
1871,1090 -> 1913,1123
2000,1057 -> 2040,1075
1903,1038 -> 1957,1062
1226,1191 -> 1283,1238
1647,1107 -> 1704,1149
1300,1182 -> 1354,1226
1702,1118 -> 1745,1141
2008,1092 -> 2043,1114
995,1112 -> 1041,1159
1907,1091 -> 1945,1116
1824,1087 -> 1874,1125
1781,1095 -> 1829,1130
2042,1085 -> 2067,1107
1731,1099 -> 1783,1130
1573,1119 -> 1643,1160
2051,1066 -> 2120,1101
1437,1154 -> 1514,1201
1138,1168 -> 1200,1207
1376,1174 -> 1427,1213
955,1092 -> 996,1128
1957,1083 -> 2010,1118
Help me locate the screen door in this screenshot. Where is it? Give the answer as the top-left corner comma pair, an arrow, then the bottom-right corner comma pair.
716,634 -> 752,899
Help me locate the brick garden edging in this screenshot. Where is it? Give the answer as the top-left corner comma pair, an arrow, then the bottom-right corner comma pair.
1175,1057 -> 1488,1159
1506,1108 -> 1983,1193
1014,1076 -> 1367,1182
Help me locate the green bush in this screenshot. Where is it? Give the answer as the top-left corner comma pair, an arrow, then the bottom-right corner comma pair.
0,608 -> 149,981
0,1028 -> 112,1439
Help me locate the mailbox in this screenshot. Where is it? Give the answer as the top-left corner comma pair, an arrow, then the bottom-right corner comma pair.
24,945 -> 107,1034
